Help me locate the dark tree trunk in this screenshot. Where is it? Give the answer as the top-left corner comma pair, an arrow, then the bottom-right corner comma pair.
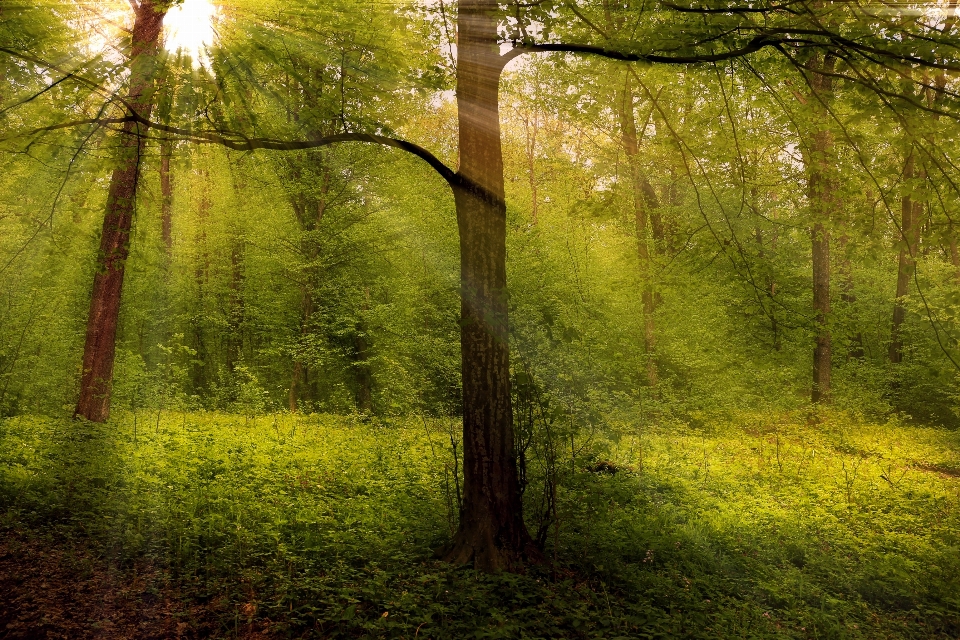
440,0 -> 539,572
838,233 -> 864,359
618,74 -> 659,388
354,321 -> 372,413
755,226 -> 782,351
289,359 -> 303,413
287,161 -> 331,413
160,140 -> 173,255
889,149 -> 922,363
74,1 -> 166,422
226,236 -> 245,373
805,53 -> 835,405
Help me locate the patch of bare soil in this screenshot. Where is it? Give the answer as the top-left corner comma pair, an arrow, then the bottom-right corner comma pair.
0,531 -> 272,639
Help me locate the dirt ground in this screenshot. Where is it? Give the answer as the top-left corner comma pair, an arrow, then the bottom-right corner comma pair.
0,532 -> 270,639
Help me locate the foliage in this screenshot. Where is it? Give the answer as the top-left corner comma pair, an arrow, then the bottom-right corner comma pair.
1,411 -> 958,638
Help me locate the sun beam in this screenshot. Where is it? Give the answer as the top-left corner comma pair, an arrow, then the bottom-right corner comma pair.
163,0 -> 217,67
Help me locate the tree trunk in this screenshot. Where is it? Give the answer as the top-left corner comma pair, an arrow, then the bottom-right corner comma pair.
522,110 -> 539,225
805,53 -> 835,404
74,1 -> 166,422
226,235 -> 245,373
838,233 -> 864,359
289,360 -> 303,413
889,149 -> 922,363
354,321 -> 372,413
289,286 -> 312,413
949,232 -> 960,285
160,140 -> 173,255
755,226 -> 782,351
440,0 -> 538,572
618,73 -> 659,388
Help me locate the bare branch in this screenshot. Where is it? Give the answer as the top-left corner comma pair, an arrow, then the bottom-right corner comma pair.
502,35 -> 779,65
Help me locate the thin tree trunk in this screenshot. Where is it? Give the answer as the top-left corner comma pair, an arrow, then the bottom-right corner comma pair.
838,233 -> 864,359
289,360 -> 303,413
74,1 -> 166,422
440,0 -> 539,572
805,52 -> 835,404
618,73 -> 659,388
522,110 -> 539,225
889,149 -> 922,363
755,226 -> 782,351
226,235 -> 245,372
160,140 -> 173,255
949,232 -> 960,285
289,286 -> 312,413
354,321 -> 372,412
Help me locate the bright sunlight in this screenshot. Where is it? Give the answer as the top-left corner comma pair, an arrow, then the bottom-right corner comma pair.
163,0 -> 216,66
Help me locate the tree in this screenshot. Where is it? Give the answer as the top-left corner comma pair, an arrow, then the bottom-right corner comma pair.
74,0 -> 169,422
802,52 -> 836,404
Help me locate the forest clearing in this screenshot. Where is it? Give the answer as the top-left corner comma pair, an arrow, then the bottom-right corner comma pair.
4,0 -> 960,637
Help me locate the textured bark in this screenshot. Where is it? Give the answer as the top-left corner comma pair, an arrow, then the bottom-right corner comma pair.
889,150 -> 922,364
805,52 -> 835,405
618,74 -> 659,388
440,0 -> 538,572
74,1 -> 166,422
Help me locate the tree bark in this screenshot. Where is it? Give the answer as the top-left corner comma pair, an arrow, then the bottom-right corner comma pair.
889,149 -> 922,363
74,1 -> 166,422
440,0 -> 539,572
618,73 -> 659,388
805,53 -> 835,404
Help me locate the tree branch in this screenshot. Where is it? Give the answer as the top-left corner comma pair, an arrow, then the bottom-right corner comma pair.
501,35 -> 779,65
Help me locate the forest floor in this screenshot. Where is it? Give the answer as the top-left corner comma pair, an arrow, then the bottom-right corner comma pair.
0,411 -> 958,639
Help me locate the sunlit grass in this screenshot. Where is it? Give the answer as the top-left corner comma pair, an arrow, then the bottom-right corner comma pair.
1,411 -> 958,638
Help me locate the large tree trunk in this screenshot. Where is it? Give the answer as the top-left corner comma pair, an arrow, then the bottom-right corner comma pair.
440,0 -> 538,572
618,73 -> 659,388
74,1 -> 166,422
889,149 -> 922,363
805,53 -> 836,405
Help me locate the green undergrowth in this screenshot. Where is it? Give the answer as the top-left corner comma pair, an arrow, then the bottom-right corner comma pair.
0,411 -> 958,638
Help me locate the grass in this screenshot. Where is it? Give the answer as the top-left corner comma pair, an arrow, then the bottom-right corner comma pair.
0,410 -> 958,638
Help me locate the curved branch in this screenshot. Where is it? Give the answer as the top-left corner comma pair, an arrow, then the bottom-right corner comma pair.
501,35 -> 779,65
2,111 -> 475,202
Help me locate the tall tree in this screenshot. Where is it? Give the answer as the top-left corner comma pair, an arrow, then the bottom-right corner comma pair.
802,52 -> 836,404
439,0 -> 539,570
617,72 -> 660,388
889,146 -> 923,364
74,0 -> 169,421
